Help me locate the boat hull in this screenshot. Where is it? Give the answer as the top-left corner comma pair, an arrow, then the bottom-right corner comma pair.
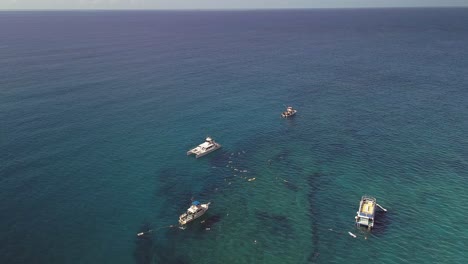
179,203 -> 210,225
281,110 -> 297,118
187,143 -> 221,158
355,196 -> 377,229
195,144 -> 221,158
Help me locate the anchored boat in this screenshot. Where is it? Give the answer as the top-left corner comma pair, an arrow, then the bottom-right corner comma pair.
281,106 -> 297,118
355,195 -> 377,229
355,195 -> 388,229
179,201 -> 210,225
187,137 -> 221,158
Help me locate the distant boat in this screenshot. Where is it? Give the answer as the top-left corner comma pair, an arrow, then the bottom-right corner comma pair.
281,106 -> 297,118
187,137 -> 221,158
179,201 -> 210,225
355,195 -> 377,229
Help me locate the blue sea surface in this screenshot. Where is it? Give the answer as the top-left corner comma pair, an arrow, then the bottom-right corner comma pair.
1,8 -> 468,264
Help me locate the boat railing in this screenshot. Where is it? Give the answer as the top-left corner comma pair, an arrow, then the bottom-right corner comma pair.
358,211 -> 374,218
361,195 -> 376,203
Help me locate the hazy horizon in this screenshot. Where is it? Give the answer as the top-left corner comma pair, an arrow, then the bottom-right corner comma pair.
1,0 -> 468,10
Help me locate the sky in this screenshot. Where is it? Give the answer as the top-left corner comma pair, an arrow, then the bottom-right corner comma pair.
1,0 -> 468,10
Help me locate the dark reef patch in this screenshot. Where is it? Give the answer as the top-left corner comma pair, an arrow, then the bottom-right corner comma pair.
209,150 -> 232,168
133,222 -> 154,264
150,225 -> 193,264
156,168 -> 181,195
306,171 -> 325,263
283,180 -> 299,192
272,149 -> 291,163
256,211 -> 289,223
255,211 -> 294,239
200,214 -> 222,229
371,209 -> 391,236
154,168 -> 202,222
153,241 -> 191,264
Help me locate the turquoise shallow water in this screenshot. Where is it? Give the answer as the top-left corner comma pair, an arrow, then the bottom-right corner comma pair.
1,8 -> 468,264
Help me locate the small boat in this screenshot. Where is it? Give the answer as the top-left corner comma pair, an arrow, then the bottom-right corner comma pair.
179,201 -> 210,225
187,137 -> 221,158
355,195 -> 377,229
281,106 -> 297,118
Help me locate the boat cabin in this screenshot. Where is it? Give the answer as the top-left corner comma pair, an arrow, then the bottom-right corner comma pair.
355,195 -> 376,229
281,106 -> 297,118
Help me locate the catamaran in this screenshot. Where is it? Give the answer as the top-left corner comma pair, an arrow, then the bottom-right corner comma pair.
187,137 -> 221,158
355,195 -> 378,229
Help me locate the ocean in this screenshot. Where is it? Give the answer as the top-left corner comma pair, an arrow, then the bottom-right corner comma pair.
1,8 -> 467,264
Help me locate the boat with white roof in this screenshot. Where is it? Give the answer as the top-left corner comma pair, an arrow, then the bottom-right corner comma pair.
355,195 -> 387,229
187,137 -> 221,158
179,201 -> 210,225
281,106 -> 297,118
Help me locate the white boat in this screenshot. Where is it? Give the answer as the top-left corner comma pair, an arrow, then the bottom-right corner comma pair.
355,195 -> 377,229
281,106 -> 297,118
187,137 -> 221,158
179,201 -> 210,225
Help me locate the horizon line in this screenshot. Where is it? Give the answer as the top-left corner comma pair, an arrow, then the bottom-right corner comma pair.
1,6 -> 468,12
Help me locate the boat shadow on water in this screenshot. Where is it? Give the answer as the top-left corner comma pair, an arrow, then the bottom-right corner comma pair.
199,214 -> 222,230
354,209 -> 391,237
370,209 -> 391,236
255,211 -> 294,241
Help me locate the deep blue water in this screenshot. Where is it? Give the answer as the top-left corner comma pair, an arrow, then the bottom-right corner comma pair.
1,8 -> 468,264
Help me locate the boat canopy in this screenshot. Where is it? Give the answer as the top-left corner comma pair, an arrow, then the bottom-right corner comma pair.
192,201 -> 201,206
199,142 -> 211,148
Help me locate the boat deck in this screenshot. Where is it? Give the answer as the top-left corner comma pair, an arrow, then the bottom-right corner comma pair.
360,200 -> 375,217
355,195 -> 382,229
187,139 -> 221,158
